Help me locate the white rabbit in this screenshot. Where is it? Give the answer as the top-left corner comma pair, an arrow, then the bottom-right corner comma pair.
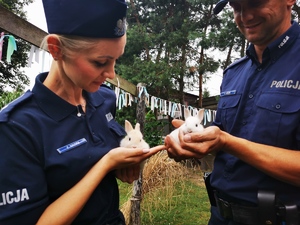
169,108 -> 204,143
120,120 -> 150,170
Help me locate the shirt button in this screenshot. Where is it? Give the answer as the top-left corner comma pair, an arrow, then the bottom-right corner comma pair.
242,121 -> 247,125
249,94 -> 254,99
275,104 -> 281,109
257,67 -> 262,71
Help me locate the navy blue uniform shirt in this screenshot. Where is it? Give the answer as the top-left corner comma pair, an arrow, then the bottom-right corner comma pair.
0,73 -> 126,224
211,21 -> 300,205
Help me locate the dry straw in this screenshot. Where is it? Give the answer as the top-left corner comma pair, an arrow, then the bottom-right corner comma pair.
120,150 -> 191,224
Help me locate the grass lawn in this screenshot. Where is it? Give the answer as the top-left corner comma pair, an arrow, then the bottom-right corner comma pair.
119,164 -> 211,225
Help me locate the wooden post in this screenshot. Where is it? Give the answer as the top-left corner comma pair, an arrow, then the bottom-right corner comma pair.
129,83 -> 146,225
135,83 -> 146,132
129,173 -> 143,225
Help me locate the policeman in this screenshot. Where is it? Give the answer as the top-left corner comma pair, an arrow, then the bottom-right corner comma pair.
165,0 -> 300,224
0,0 -> 164,224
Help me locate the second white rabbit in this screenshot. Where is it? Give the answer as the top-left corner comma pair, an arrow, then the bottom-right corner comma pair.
170,108 -> 205,143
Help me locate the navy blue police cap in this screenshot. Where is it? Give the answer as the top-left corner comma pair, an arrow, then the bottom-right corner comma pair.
213,0 -> 241,15
42,0 -> 127,38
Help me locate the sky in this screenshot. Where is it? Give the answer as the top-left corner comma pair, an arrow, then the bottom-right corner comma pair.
23,1 -> 49,89
23,1 -> 222,96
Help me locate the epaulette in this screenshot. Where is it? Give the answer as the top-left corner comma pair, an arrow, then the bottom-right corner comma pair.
223,55 -> 249,74
0,90 -> 33,122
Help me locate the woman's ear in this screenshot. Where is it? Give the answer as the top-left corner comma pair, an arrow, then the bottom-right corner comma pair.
47,35 -> 62,60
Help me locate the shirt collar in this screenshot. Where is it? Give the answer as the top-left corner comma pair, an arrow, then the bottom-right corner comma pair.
32,72 -> 105,121
246,21 -> 300,64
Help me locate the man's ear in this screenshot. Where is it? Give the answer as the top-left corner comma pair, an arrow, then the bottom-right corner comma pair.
47,35 -> 62,60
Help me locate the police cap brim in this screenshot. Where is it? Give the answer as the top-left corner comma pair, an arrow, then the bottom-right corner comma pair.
213,0 -> 242,15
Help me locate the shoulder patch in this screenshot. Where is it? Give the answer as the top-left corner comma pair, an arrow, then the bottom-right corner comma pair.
0,90 -> 33,122
224,56 -> 249,74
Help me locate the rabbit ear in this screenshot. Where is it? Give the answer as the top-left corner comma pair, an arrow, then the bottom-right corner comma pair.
135,123 -> 141,131
184,108 -> 191,119
198,109 -> 204,123
124,120 -> 133,133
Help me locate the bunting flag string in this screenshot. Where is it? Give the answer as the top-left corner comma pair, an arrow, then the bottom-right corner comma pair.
0,33 -> 17,63
114,78 -> 121,107
0,32 -> 4,61
27,45 -> 50,72
28,45 -> 40,67
137,85 -> 150,107
112,83 -> 217,126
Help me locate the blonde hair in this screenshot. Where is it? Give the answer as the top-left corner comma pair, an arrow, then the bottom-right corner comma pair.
40,34 -> 101,57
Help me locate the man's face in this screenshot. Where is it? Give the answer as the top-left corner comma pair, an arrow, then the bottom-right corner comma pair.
229,0 -> 295,48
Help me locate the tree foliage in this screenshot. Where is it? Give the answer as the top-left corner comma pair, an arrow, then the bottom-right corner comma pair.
0,0 -> 32,93
0,89 -> 23,108
118,0 -> 300,105
118,0 -> 222,104
292,0 -> 300,22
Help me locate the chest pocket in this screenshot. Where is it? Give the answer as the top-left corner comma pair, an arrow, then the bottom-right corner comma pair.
255,92 -> 300,147
218,95 -> 241,131
108,120 -> 126,143
256,92 -> 300,113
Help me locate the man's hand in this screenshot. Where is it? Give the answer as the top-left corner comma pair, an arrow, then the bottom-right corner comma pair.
165,125 -> 223,161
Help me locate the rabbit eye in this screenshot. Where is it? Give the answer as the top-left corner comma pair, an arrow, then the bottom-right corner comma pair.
196,124 -> 198,127
129,137 -> 131,141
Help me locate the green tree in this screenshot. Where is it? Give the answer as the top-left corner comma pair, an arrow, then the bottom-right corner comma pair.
116,106 -> 166,147
209,9 -> 246,70
117,0 -> 220,107
0,0 -> 32,93
292,0 -> 300,22
0,89 -> 23,108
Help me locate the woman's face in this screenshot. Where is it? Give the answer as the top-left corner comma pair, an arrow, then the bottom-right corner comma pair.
61,35 -> 126,92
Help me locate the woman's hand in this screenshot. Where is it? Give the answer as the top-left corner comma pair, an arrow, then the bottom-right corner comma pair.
106,144 -> 165,172
113,145 -> 166,183
115,164 -> 140,183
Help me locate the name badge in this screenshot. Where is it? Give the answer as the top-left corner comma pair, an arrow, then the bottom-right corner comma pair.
220,90 -> 236,97
57,138 -> 87,154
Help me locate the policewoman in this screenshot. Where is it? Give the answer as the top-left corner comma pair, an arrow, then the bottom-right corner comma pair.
0,0 -> 164,224
165,0 -> 300,224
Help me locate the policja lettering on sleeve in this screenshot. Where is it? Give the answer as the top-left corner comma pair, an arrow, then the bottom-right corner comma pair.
0,188 -> 29,206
